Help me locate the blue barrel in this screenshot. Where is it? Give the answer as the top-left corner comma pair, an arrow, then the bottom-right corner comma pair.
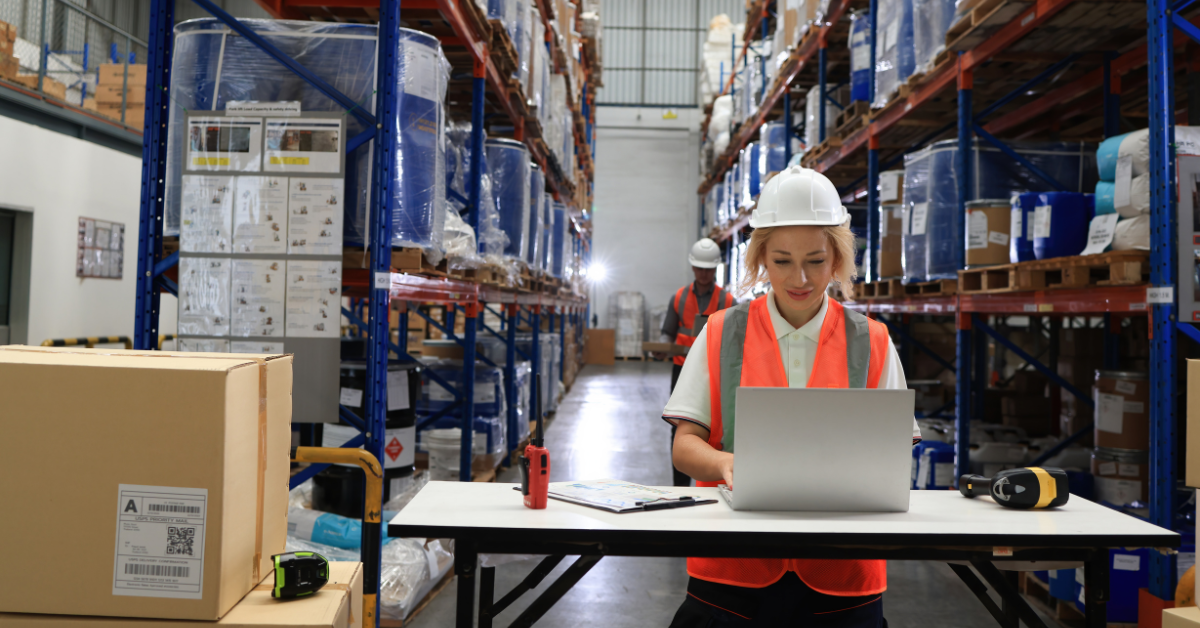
1096,132 -> 1130,180
743,143 -> 762,198
849,10 -> 871,102
873,0 -> 915,107
1032,192 -> 1092,260
388,29 -> 448,249
527,163 -> 544,269
550,204 -> 566,279
167,19 -> 379,240
762,121 -> 789,174
541,197 -> 554,274
485,138 -> 532,261
722,170 -> 735,222
924,144 -> 960,279
1010,194 -> 1036,262
902,146 -> 931,283
1094,180 -> 1116,215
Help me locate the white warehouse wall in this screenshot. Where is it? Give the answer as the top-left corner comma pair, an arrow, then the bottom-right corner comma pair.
591,106 -> 702,332
0,116 -> 177,345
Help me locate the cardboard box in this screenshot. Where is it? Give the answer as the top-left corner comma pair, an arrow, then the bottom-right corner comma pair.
98,104 -> 144,129
41,77 -> 66,101
1166,607 -> 1200,627
421,339 -> 464,359
0,54 -> 16,80
642,341 -> 687,356
99,63 -> 148,86
878,205 -> 904,278
0,346 -> 293,620
1188,360 -> 1200,487
585,329 -> 615,365
95,82 -> 146,105
0,562 -> 363,628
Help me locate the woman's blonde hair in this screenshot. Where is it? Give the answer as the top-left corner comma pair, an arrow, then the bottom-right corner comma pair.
738,224 -> 858,296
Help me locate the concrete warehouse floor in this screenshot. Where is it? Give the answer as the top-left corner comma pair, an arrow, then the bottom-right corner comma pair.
408,361 -> 1060,627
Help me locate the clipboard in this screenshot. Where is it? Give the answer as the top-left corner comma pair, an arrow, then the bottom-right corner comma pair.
514,479 -> 717,513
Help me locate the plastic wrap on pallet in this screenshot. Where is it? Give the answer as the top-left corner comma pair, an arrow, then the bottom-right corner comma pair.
164,19 -> 378,238
872,0 -> 914,109
550,204 -> 567,279
417,359 -> 507,418
489,0 -> 518,42
904,139 -> 1095,280
901,147 -> 930,283
485,138 -> 532,264
528,8 -> 546,115
804,84 -> 840,148
849,10 -> 871,102
527,164 -> 545,271
740,143 -> 762,202
380,537 -> 454,621
912,0 -> 954,75
477,334 -> 558,416
541,196 -> 555,274
760,120 -> 797,176
443,210 -> 482,269
514,0 -> 532,88
609,291 -> 646,357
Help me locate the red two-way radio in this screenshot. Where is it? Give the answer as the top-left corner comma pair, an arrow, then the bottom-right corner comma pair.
520,305 -> 550,509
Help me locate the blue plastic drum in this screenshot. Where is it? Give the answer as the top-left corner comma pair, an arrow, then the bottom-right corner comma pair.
550,204 -> 566,279
542,199 -> 555,274
743,143 -> 762,198
849,11 -> 871,102
388,28 -> 448,249
1010,194 -> 1037,262
762,121 -> 789,175
527,163 -> 544,270
484,138 -> 532,261
1032,192 -> 1092,260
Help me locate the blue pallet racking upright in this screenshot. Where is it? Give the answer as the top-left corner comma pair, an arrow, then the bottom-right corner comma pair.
700,0 -> 1197,614
131,1 -> 593,623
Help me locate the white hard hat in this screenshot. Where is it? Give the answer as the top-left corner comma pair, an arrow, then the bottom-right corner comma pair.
750,165 -> 849,228
688,238 -> 721,268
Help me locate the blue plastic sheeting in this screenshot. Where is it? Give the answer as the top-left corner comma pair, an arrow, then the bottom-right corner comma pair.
761,121 -> 790,174
913,441 -> 955,489
1096,132 -> 1131,180
1094,180 -> 1116,215
1029,191 -> 1093,260
417,361 -> 506,418
912,0 -> 954,75
166,19 -> 378,238
485,138 -> 532,261
488,0 -> 517,42
741,143 -> 762,200
903,139 -> 1095,281
527,164 -> 545,270
550,204 -> 567,279
849,10 -> 871,102
1009,194 -> 1037,262
287,507 -> 400,550
542,195 -> 554,272
872,0 -> 914,109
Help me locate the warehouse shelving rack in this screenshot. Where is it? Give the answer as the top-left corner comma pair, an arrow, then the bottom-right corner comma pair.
131,0 -> 593,624
700,0 -> 1196,610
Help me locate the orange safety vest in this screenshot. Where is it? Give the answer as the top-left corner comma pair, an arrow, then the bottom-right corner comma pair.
690,294 -> 891,595
673,284 -> 734,366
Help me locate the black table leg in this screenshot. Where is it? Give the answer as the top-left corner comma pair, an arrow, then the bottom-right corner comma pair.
1000,571 -> 1019,628
946,563 -> 1009,626
480,566 -> 496,628
970,561 -> 1051,628
1084,550 -> 1109,628
455,539 -> 477,628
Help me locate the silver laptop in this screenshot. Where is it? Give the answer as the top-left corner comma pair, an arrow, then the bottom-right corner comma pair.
718,387 -> 916,512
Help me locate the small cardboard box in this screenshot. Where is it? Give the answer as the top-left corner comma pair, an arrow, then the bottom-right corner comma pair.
98,63 -> 148,86
585,329 -> 615,365
98,104 -> 144,129
0,346 -> 293,620
41,76 -> 66,101
95,82 -> 146,105
878,204 -> 904,278
642,342 -> 687,356
0,562 -> 363,628
1188,360 -> 1200,487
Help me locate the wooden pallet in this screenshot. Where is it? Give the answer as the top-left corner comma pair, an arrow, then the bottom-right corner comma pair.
946,0 -> 1032,51
341,246 -> 447,275
834,101 -> 870,140
460,0 -> 492,41
902,278 -> 959,297
615,355 -> 644,361
858,278 -> 905,299
801,137 -> 843,167
488,20 -> 519,77
958,251 -> 1149,294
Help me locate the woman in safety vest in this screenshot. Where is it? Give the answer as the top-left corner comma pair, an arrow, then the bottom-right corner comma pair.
661,165 -> 921,627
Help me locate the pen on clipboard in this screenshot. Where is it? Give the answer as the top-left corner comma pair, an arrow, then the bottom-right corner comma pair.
641,496 -> 696,511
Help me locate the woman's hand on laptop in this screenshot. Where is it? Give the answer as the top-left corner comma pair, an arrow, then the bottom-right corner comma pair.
672,421 -> 735,487
718,455 -> 734,489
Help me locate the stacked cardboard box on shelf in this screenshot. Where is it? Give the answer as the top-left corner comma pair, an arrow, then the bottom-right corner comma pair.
96,63 -> 147,128
0,20 -> 17,80
1057,327 -> 1104,443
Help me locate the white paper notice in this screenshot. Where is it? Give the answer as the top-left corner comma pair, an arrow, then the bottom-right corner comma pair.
880,213 -> 889,237
186,117 -> 263,172
288,178 -> 344,255
1011,208 -> 1023,244
1113,554 -> 1141,572
1115,380 -> 1138,395
880,172 -> 900,202
1098,462 -> 1117,476
231,259 -> 286,338
988,231 -> 1009,246
1096,477 -> 1143,505
404,45 -> 440,101
226,101 -> 301,116
178,338 -> 230,352
233,176 -> 289,254
1114,155 -> 1133,210
1096,392 -> 1125,434
178,257 -> 231,336
1033,204 -> 1052,239
967,210 -> 988,250
180,175 -> 235,253
1081,213 -> 1119,256
112,484 -> 207,599
388,369 -> 411,411
229,340 -> 285,354
264,118 -> 344,174
339,387 -> 364,408
285,260 -> 341,338
910,202 -> 929,236
1118,463 -> 1141,478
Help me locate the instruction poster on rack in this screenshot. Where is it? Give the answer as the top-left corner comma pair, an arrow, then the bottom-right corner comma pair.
264,118 -> 344,174
233,176 -> 288,254
178,257 -> 231,336
285,261 -> 341,338
287,178 -> 344,255
187,117 -> 263,172
231,259 -> 286,338
180,175 -> 234,253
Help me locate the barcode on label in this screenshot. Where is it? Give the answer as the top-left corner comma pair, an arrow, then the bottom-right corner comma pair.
149,504 -> 201,514
125,564 -> 190,578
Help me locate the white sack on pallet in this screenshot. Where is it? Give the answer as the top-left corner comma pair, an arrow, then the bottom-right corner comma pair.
1113,172 -> 1150,218
1118,127 -> 1200,176
1112,214 -> 1150,251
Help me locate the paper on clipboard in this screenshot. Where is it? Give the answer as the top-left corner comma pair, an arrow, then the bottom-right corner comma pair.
546,479 -> 717,513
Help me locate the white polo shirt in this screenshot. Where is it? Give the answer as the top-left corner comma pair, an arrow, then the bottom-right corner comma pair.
662,292 -> 922,443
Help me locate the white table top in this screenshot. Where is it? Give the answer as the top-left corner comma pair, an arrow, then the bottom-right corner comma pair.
388,482 -> 1178,549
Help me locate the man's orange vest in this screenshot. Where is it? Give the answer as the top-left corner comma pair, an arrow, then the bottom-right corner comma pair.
673,284 -> 734,366
690,294 -> 891,595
